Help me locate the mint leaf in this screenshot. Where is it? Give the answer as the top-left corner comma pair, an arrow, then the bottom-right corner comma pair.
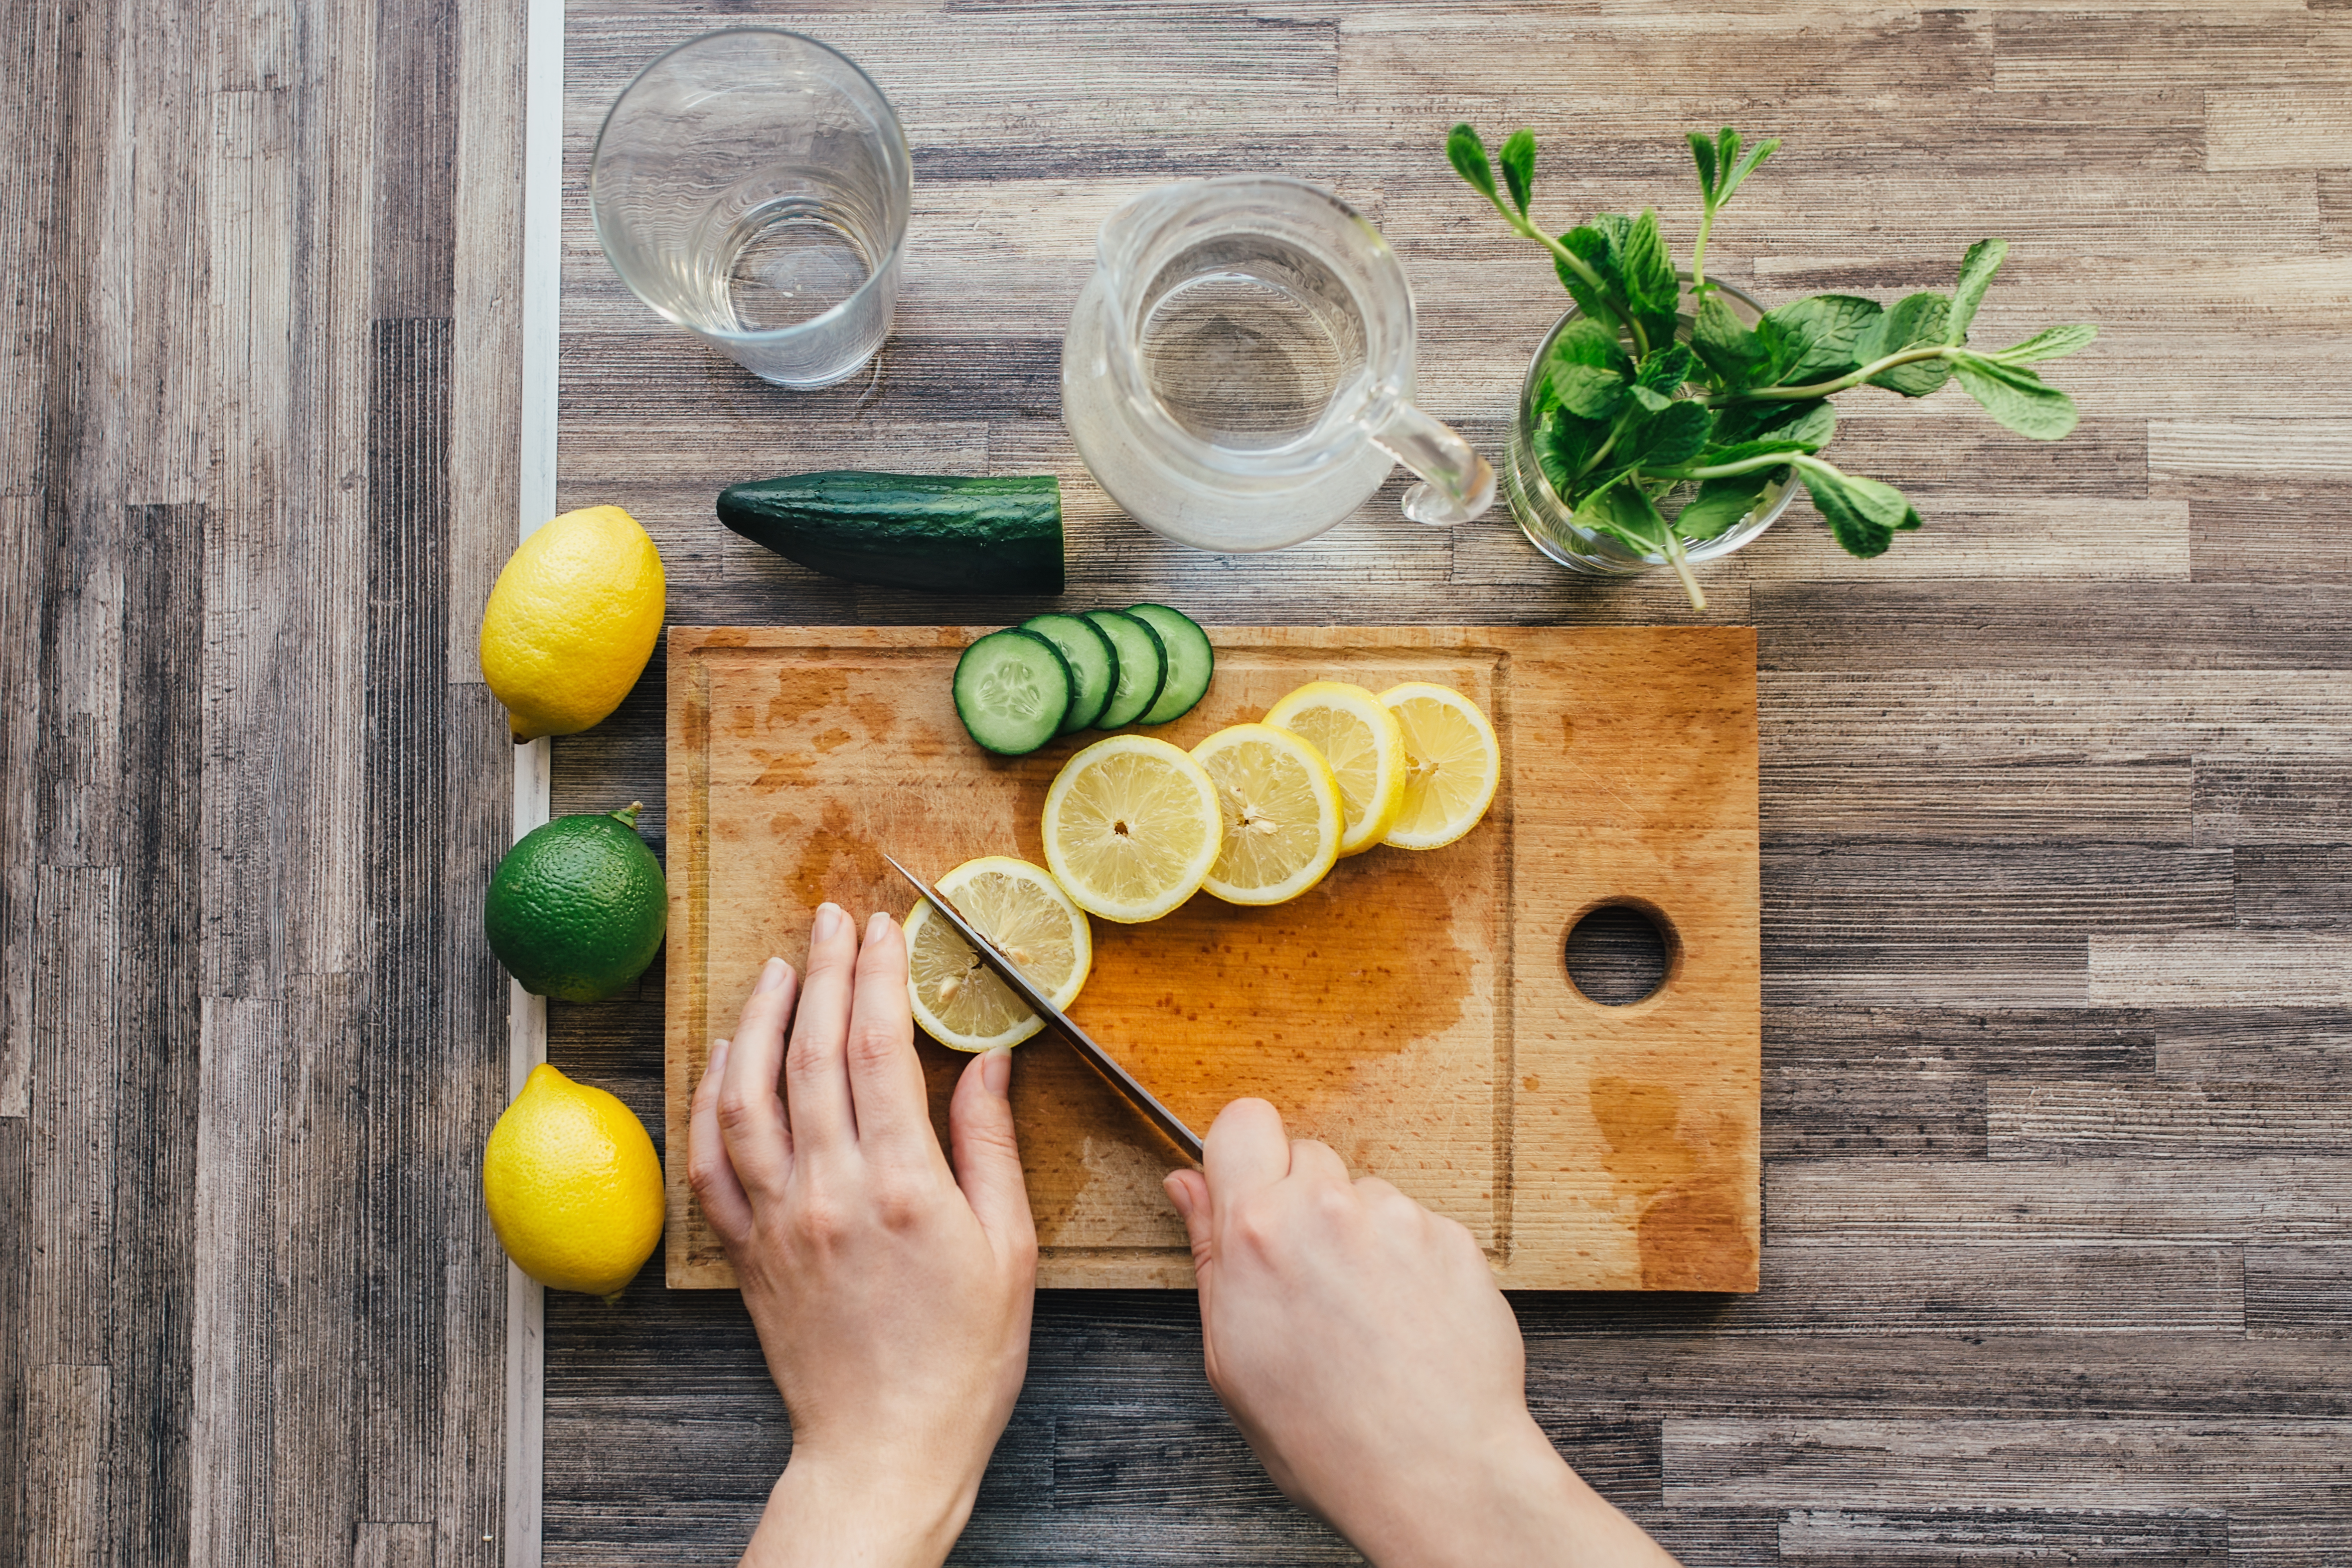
1945,238 -> 2007,344
1529,372 -> 1559,428
1691,295 -> 1766,389
1536,408 -> 1603,494
1762,294 -> 1882,383
1748,398 -> 1838,450
1618,210 -> 1680,316
1854,292 -> 1953,396
1636,342 -> 1699,394
1948,351 -> 2080,440
1798,462 -> 1914,557
1557,226 -> 1624,324
1719,135 -> 1779,203
1674,469 -> 1779,540
1854,292 -> 1948,360
1500,129 -> 1537,217
1994,322 -> 2097,364
1629,384 -> 1673,413
1710,395 -> 1835,450
1689,132 -> 1718,202
1447,124 -> 1498,202
1548,317 -> 1632,375
1874,353 -> 1951,397
1575,212 -> 1675,343
1629,399 -> 1714,467
1572,477 -> 1671,556
1550,362 -> 1626,419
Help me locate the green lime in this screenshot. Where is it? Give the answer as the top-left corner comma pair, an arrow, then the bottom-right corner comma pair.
487,802 -> 667,1002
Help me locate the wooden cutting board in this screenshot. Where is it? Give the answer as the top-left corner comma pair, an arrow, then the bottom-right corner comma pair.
663,625 -> 1758,1291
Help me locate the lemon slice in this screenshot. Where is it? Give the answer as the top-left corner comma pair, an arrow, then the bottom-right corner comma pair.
1379,683 -> 1501,850
1190,723 -> 1344,905
904,857 -> 1092,1051
1042,735 -> 1222,923
1263,681 -> 1409,857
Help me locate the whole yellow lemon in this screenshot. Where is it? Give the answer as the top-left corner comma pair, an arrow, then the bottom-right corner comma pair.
480,505 -> 665,742
482,1063 -> 664,1296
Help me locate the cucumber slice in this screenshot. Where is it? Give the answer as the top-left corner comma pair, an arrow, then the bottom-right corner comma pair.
1019,613 -> 1119,733
1124,604 -> 1215,725
1082,610 -> 1166,730
952,629 -> 1072,755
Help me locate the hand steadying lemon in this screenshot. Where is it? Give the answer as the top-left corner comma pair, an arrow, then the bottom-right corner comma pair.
480,505 -> 666,742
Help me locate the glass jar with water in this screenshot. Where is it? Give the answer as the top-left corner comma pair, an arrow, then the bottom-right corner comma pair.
591,29 -> 911,389
1064,177 -> 1495,552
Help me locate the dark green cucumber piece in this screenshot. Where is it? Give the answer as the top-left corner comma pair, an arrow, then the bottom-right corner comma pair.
952,629 -> 1072,755
1124,604 -> 1214,725
717,471 -> 1063,595
1082,610 -> 1166,730
1019,614 -> 1119,733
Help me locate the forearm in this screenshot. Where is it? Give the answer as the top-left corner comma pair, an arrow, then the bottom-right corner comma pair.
1334,1418 -> 1680,1568
741,1455 -> 979,1568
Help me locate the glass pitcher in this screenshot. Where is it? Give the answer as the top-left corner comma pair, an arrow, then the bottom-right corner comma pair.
1062,176 -> 1494,553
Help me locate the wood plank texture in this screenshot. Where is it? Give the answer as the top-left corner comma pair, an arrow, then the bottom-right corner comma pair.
661,625 -> 1761,1292
534,0 -> 2352,1561
8,0 -> 2351,1562
1,0 -> 522,1561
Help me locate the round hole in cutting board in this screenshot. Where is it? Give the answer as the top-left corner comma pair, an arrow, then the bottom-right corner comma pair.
1565,903 -> 1675,1006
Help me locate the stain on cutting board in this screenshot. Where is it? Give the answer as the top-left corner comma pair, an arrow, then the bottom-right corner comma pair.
667,627 -> 1760,1290
1589,1076 -> 1758,1291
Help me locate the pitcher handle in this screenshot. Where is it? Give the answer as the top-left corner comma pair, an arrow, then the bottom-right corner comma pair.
1368,401 -> 1497,526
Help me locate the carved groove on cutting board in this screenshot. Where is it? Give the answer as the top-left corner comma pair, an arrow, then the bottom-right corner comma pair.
664,625 -> 1759,1291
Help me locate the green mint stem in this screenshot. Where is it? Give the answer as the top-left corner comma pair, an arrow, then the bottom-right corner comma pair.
1717,344 -> 1951,404
1661,526 -> 1706,611
1483,188 -> 1651,356
1654,452 -> 1797,481
1691,203 -> 1715,292
1574,409 -> 1637,480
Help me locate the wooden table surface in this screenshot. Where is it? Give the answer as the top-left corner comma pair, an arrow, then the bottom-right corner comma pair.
7,0 -> 2352,1564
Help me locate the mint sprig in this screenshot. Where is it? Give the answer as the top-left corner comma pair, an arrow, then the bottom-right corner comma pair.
1450,123 -> 2097,607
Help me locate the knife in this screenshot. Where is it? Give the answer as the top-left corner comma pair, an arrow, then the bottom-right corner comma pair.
883,853 -> 1205,1164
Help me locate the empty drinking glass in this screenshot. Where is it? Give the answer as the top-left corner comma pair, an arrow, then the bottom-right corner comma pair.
591,29 -> 911,388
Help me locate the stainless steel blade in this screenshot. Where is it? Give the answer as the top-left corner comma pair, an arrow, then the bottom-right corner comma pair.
883,852 -> 1204,1163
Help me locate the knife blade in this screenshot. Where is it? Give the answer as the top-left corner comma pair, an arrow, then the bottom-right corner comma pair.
883,853 -> 1204,1164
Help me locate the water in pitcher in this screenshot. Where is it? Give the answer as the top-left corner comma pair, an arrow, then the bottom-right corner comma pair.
1063,177 -> 1494,553
1135,236 -> 1367,453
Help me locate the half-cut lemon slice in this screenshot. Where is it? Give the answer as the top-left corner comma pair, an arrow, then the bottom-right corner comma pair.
1379,683 -> 1501,850
1041,735 -> 1222,923
904,856 -> 1091,1051
1190,723 -> 1344,905
1263,680 -> 1409,857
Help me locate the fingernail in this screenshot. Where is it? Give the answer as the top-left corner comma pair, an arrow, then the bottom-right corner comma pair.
866,911 -> 894,942
982,1047 -> 1011,1096
705,1038 -> 730,1079
754,957 -> 788,995
812,903 -> 842,941
1163,1172 -> 1192,1220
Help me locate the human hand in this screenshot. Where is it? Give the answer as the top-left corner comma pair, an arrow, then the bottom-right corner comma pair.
1164,1099 -> 1678,1568
689,904 -> 1037,1568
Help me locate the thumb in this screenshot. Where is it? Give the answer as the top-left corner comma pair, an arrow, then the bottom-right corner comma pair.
1163,1168 -> 1213,1281
949,1048 -> 1036,1262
